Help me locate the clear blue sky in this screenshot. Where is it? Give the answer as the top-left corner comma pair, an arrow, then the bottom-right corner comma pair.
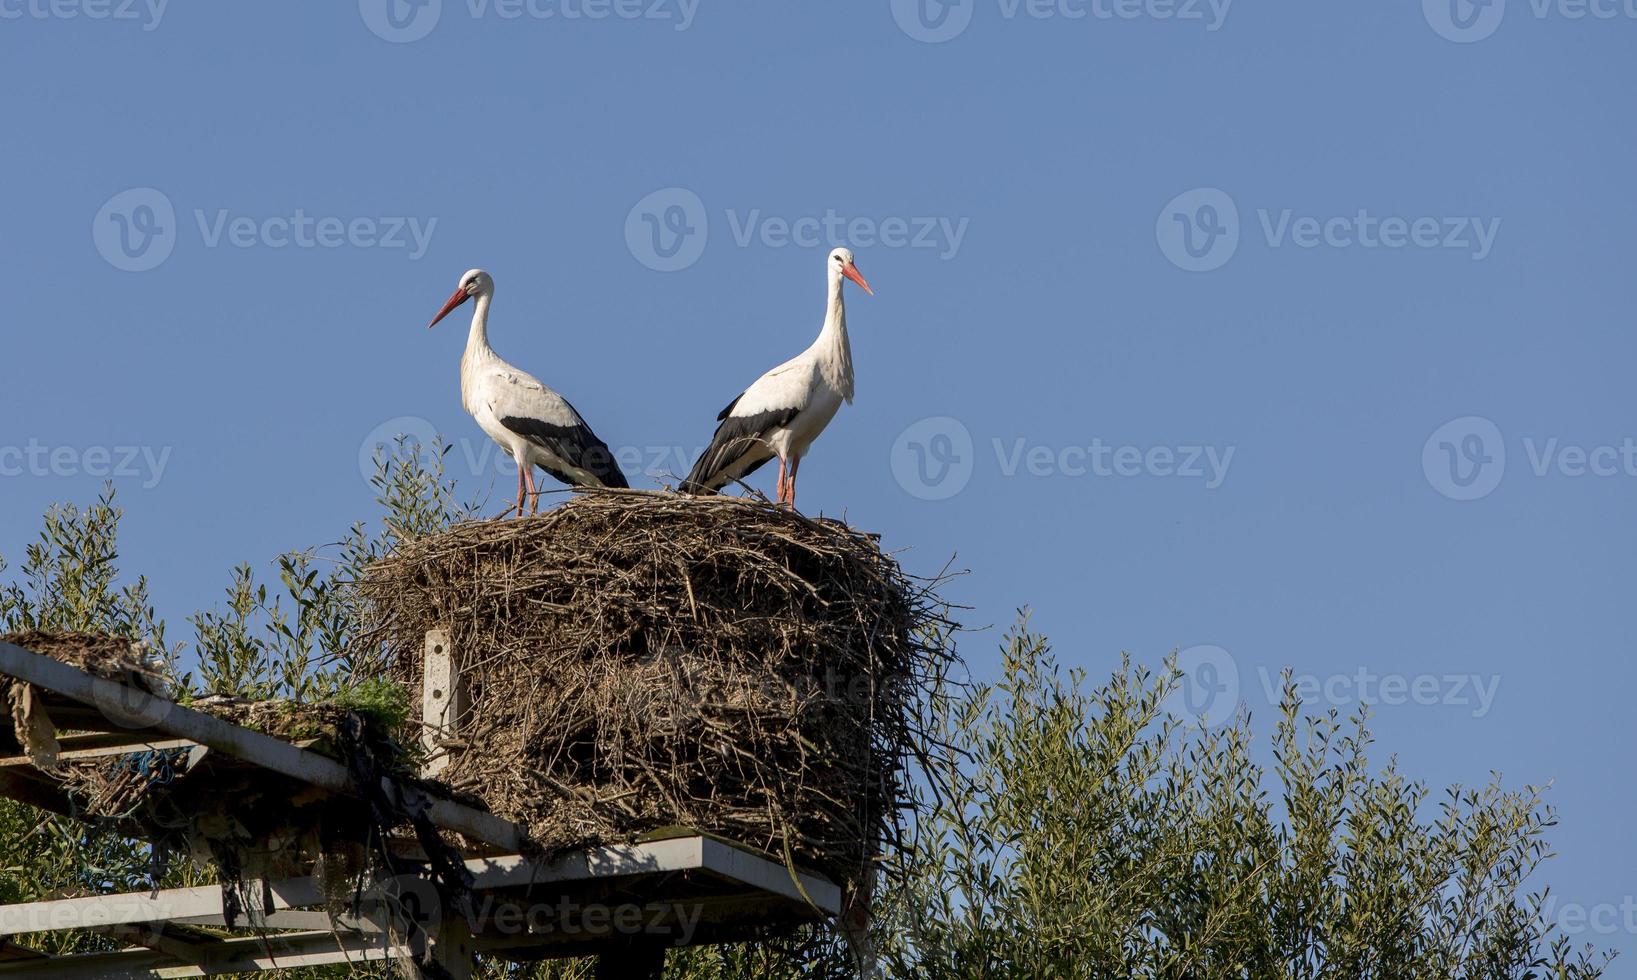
3,0 -> 1633,957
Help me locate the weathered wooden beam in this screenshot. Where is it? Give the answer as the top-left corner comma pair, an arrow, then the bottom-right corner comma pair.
0,878 -> 325,938
0,735 -> 196,768
168,910 -> 378,933
0,641 -> 526,852
0,929 -> 411,978
91,925 -> 214,967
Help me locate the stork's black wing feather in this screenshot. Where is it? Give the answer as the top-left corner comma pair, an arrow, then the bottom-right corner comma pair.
500,413 -> 629,489
681,401 -> 799,494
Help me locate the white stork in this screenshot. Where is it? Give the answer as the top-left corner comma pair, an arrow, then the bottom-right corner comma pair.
429,268 -> 628,515
682,247 -> 873,508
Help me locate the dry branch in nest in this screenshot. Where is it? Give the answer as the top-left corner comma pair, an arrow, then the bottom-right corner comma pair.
356,490 -> 957,892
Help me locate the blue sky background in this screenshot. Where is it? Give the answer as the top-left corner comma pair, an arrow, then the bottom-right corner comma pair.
2,0 -> 1633,957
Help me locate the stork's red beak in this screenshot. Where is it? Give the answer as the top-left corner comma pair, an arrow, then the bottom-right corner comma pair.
428,287 -> 470,328
842,262 -> 874,296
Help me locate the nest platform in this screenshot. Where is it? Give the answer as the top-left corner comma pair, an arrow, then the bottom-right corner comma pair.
0,635 -> 840,978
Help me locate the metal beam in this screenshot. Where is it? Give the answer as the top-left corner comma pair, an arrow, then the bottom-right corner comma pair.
698,836 -> 842,912
0,837 -> 839,940
0,930 -> 412,978
0,878 -> 326,938
169,910 -> 378,933
0,641 -> 526,851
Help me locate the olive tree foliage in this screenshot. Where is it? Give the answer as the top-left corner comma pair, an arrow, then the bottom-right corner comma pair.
0,445 -> 1613,979
871,624 -> 1611,980
0,442 -> 471,967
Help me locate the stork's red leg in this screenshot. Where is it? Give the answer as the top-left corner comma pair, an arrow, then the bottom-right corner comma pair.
514,463 -> 527,517
787,455 -> 801,511
525,466 -> 540,515
776,457 -> 788,505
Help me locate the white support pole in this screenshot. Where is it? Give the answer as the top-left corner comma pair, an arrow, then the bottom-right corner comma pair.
420,629 -> 462,779
429,912 -> 474,980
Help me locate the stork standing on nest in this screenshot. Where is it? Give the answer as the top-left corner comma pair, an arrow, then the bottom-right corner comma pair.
682,247 -> 873,508
429,269 -> 628,515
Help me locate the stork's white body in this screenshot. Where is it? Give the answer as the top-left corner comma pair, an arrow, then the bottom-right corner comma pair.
684,248 -> 870,506
460,326 -> 612,489
431,270 -> 627,513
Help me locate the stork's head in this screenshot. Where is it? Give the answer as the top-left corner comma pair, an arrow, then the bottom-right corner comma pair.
828,248 -> 873,296
428,268 -> 493,328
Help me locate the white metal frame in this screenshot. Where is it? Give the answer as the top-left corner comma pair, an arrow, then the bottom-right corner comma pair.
0,638 -> 841,978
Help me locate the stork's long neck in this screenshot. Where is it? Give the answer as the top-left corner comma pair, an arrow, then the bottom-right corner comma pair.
816,273 -> 855,402
459,292 -> 498,409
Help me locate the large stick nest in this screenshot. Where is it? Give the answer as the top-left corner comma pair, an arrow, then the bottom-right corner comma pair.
357,491 -> 954,888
